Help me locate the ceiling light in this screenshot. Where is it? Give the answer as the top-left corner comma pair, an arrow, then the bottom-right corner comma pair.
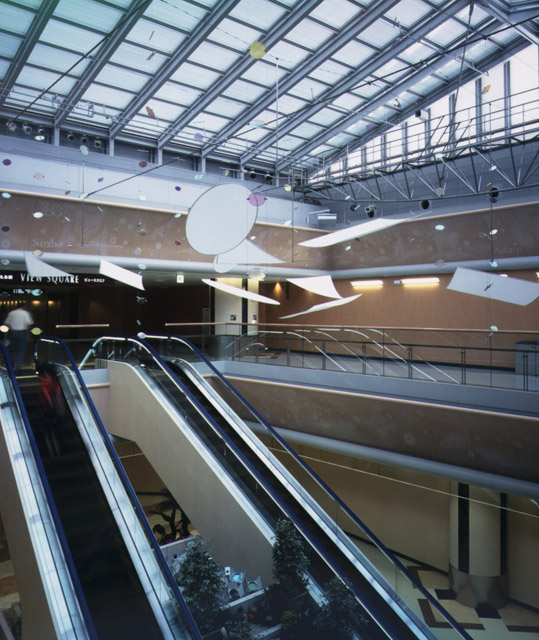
489,228 -> 498,236
67,132 -> 75,141
284,219 -> 292,226
7,122 -> 17,132
499,273 -> 508,277
344,245 -> 351,251
350,204 -> 361,211
34,127 -> 46,141
23,123 -> 32,135
401,277 -> 440,285
351,279 -> 384,287
284,184 -> 292,192
94,138 -> 102,148
435,224 -> 445,231
32,211 -> 44,219
489,259 -> 498,268
80,135 -> 88,144
249,170 -> 256,179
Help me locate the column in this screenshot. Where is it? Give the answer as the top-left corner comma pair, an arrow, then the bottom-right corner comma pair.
449,482 -> 507,609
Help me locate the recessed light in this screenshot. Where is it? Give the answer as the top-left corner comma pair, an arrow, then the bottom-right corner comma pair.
351,279 -> 383,287
33,211 -> 44,218
435,224 -> 445,231
401,277 -> 440,285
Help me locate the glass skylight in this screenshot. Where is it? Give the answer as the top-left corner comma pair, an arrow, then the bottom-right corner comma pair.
0,0 -> 535,175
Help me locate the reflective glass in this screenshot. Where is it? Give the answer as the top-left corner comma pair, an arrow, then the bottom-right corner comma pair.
2,3 -> 35,34
384,0 -> 431,28
229,0 -> 285,30
358,18 -> 401,47
208,18 -> 261,51
309,107 -> 342,126
188,41 -> 239,72
96,66 -> 148,93
286,19 -> 334,50
266,40 -> 310,69
332,39 -> 374,66
127,19 -> 187,54
0,33 -> 23,58
54,0 -> 123,31
310,0 -> 362,30
169,63 -> 221,89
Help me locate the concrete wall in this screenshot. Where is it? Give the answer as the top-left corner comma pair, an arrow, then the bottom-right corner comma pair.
105,361 -> 274,583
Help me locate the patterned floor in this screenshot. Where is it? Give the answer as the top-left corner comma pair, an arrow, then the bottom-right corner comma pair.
354,537 -> 539,640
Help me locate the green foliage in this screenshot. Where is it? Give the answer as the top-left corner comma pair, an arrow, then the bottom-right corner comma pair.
223,620 -> 252,639
272,518 -> 309,598
176,538 -> 223,633
314,578 -> 368,640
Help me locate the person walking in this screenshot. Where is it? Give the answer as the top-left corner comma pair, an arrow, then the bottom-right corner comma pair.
4,303 -> 34,371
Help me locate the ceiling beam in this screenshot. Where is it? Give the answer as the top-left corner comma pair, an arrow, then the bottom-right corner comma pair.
199,0 -> 400,159
277,30 -> 530,173
54,0 -> 152,129
157,0 -> 325,149
477,0 -> 539,45
0,0 -> 60,109
108,0 -> 242,139
239,0 -> 470,167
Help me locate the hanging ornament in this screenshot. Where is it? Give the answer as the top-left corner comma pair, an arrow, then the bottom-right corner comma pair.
249,41 -> 266,59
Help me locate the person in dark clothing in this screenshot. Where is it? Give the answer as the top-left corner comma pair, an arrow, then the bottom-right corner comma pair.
38,364 -> 66,458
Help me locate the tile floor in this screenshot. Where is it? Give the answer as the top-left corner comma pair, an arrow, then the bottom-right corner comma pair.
354,538 -> 539,640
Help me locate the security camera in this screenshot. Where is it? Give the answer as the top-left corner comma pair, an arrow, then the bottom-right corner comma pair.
365,204 -> 376,218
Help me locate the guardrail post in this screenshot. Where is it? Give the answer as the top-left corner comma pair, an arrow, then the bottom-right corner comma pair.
362,344 -> 366,375
460,349 -> 466,385
408,347 -> 413,379
322,341 -> 326,370
523,352 -> 528,391
286,339 -> 290,367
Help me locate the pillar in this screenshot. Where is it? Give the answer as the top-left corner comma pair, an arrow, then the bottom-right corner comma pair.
449,482 -> 507,609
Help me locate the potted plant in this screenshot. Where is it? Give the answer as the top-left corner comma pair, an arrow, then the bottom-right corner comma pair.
313,577 -> 369,640
271,518 -> 309,600
176,538 -> 223,633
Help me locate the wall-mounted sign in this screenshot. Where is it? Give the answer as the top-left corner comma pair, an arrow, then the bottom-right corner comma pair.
0,273 -> 108,285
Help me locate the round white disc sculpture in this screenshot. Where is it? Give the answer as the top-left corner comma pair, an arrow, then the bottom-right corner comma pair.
186,184 -> 258,255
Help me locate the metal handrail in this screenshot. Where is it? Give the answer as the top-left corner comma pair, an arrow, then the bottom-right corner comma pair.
33,336 -> 202,640
141,334 -> 474,640
0,342 -> 98,639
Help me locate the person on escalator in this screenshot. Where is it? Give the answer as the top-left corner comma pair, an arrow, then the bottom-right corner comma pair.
38,364 -> 66,458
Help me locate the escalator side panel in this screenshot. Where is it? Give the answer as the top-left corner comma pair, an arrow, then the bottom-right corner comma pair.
18,372 -> 166,640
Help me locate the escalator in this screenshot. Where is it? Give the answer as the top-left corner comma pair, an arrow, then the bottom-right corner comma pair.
1,339 -> 201,640
17,368 -> 165,639
91,336 -> 472,640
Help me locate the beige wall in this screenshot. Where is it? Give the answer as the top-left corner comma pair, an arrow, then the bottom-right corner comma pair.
105,361 -> 274,583
261,270 -> 539,333
227,377 -> 539,482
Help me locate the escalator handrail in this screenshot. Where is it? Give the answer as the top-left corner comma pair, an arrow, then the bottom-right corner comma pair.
155,334 -> 474,640
104,336 -> 436,640
34,336 -> 203,640
0,342 -> 99,640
